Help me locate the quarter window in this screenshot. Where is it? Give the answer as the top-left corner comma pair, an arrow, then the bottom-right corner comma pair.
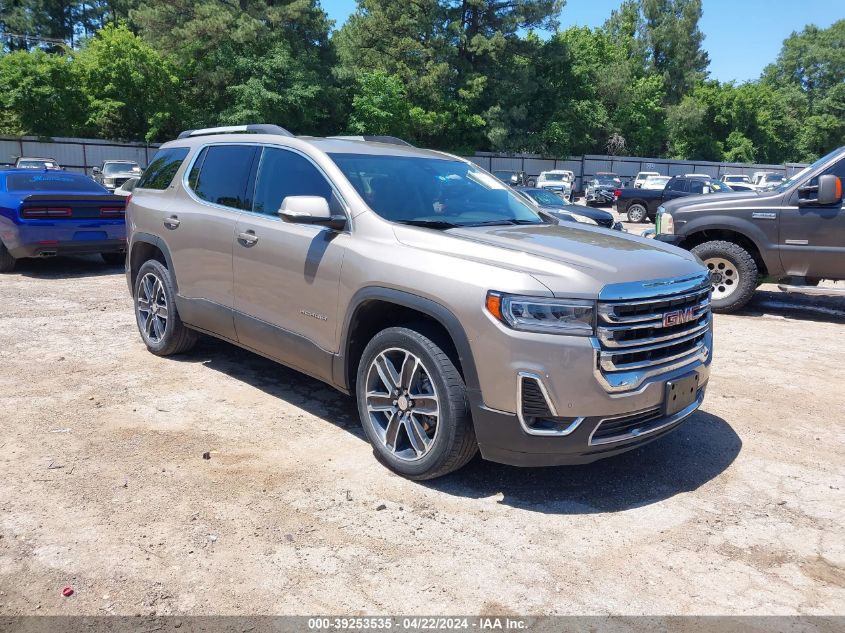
137,147 -> 189,190
252,147 -> 334,215
190,145 -> 259,210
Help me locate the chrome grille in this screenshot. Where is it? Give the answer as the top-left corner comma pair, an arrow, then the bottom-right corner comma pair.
596,283 -> 711,391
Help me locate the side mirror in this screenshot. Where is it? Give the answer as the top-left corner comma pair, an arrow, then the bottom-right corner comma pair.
799,174 -> 843,207
279,196 -> 346,230
92,167 -> 101,175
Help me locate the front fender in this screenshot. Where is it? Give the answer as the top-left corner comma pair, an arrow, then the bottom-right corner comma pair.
677,215 -> 782,277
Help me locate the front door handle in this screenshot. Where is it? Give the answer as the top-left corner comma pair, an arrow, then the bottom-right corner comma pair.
163,216 -> 180,229
237,231 -> 258,246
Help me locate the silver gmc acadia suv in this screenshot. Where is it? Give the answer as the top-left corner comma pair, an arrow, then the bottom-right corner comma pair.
126,124 -> 713,479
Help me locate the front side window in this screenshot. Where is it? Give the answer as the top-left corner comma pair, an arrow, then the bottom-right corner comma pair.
252,147 -> 334,215
329,153 -> 544,227
668,178 -> 687,192
137,147 -> 189,190
189,145 -> 259,210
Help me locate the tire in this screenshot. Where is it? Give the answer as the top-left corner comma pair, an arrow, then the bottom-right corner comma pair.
0,241 -> 16,273
626,203 -> 648,223
133,259 -> 198,356
356,326 -> 477,480
101,252 -> 125,266
691,240 -> 759,313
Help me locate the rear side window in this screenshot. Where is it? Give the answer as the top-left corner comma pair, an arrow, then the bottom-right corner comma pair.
189,145 -> 259,210
137,147 -> 189,190
6,173 -> 108,193
667,178 -> 687,192
252,147 -> 334,215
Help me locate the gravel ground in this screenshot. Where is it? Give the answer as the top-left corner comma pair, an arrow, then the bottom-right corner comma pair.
0,253 -> 844,616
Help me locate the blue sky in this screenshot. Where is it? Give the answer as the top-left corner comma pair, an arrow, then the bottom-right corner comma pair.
320,0 -> 843,83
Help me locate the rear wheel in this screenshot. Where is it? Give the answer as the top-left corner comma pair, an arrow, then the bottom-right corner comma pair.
133,259 -> 198,355
691,240 -> 759,313
0,242 -> 15,273
356,326 -> 477,480
626,203 -> 648,223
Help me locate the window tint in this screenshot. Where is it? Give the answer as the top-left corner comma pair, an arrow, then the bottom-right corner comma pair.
137,147 -> 189,190
6,172 -> 108,193
190,145 -> 259,210
667,178 -> 687,192
689,180 -> 707,194
252,147 -> 333,215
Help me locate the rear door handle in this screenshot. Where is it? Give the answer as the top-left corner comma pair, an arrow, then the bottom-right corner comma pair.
237,231 -> 258,246
163,216 -> 180,229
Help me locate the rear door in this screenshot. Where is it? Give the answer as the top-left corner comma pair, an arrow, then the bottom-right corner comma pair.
232,146 -> 348,380
779,158 -> 845,278
165,144 -> 260,340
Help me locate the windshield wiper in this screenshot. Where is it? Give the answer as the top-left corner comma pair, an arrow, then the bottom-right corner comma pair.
395,219 -> 461,229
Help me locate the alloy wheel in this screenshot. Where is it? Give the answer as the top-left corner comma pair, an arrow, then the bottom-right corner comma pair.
705,257 -> 739,299
136,272 -> 168,344
365,348 -> 440,462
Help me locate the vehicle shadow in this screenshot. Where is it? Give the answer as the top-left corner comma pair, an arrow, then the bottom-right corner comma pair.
13,255 -> 124,280
176,338 -> 740,515
423,410 -> 740,514
739,286 -> 845,323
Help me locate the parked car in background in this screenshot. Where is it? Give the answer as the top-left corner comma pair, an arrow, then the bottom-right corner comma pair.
584,176 -> 620,206
492,170 -> 527,187
114,177 -> 140,197
535,170 -> 574,201
0,169 -> 127,272
127,124 -> 712,479
642,175 -> 671,190
615,175 -> 733,223
752,172 -> 785,189
516,187 -> 622,230
720,174 -> 752,187
633,171 -> 660,188
685,173 -> 711,178
93,160 -> 143,191
656,145 -> 845,312
14,157 -> 61,170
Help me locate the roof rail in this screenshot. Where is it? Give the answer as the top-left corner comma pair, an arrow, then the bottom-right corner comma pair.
328,135 -> 414,147
177,124 -> 294,140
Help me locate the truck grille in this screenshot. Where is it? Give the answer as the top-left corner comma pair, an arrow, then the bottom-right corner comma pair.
596,284 -> 711,390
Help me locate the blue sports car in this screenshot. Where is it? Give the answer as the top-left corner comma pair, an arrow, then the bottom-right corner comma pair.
0,169 -> 127,272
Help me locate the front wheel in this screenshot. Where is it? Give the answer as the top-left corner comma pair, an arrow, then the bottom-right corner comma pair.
691,240 -> 759,313
356,326 -> 477,480
133,259 -> 198,355
626,203 -> 648,223
0,241 -> 16,273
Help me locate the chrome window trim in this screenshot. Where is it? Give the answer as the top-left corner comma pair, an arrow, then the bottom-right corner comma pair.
180,141 -> 352,231
516,371 -> 585,437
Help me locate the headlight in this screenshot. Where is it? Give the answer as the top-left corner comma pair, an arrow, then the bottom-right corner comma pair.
567,212 -> 598,225
486,292 -> 595,336
104,178 -> 115,186
657,211 -> 675,235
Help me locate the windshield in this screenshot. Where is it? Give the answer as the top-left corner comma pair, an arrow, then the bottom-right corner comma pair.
542,173 -> 565,181
18,159 -> 57,169
104,162 -> 140,175
706,181 -> 733,193
524,189 -> 566,207
595,177 -> 618,186
773,149 -> 844,192
330,154 -> 545,227
6,173 -> 109,193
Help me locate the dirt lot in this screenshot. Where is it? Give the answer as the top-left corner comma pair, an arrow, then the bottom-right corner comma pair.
1,252 -> 844,616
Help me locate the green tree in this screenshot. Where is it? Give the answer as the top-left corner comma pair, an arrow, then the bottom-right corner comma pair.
74,23 -> 180,141
347,71 -> 412,136
0,48 -> 85,135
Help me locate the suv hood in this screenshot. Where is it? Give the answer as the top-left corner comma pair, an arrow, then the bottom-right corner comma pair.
394,223 -> 703,297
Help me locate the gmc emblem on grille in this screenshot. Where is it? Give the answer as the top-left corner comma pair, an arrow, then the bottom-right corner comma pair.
663,307 -> 696,327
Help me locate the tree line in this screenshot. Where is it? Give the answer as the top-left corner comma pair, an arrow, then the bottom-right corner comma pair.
1,0 -> 842,164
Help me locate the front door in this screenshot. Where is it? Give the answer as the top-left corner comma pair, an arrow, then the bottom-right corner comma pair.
780,159 -> 845,279
232,146 -> 348,381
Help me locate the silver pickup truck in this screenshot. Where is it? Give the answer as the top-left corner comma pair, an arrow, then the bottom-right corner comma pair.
125,124 -> 713,479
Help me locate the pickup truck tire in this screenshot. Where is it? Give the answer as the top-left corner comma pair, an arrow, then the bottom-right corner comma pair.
356,326 -> 477,480
133,259 -> 198,356
626,203 -> 648,223
692,240 -> 758,313
0,241 -> 16,273
101,252 -> 125,266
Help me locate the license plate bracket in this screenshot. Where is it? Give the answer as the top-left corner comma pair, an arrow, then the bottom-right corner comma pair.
664,372 -> 700,416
